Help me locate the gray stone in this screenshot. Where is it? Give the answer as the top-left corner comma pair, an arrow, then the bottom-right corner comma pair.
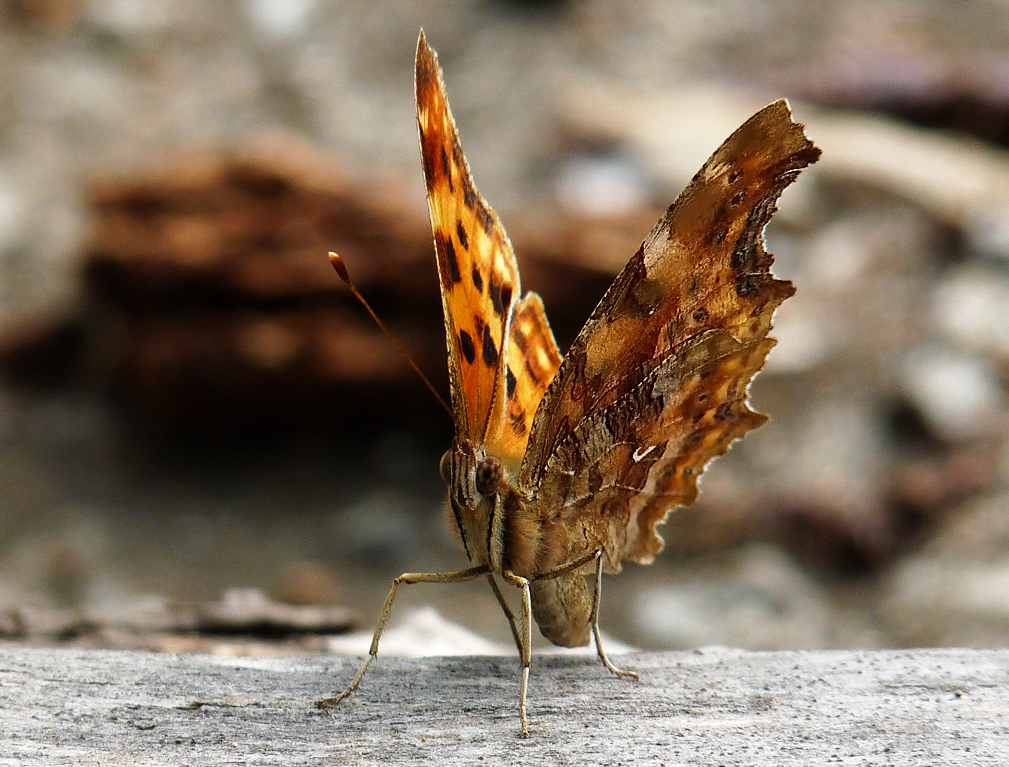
1,646 -> 1007,764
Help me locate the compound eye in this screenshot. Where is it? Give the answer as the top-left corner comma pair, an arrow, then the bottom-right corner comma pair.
475,456 -> 502,497
438,450 -> 452,485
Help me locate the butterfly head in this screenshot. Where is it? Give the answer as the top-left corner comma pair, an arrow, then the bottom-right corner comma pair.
439,439 -> 514,568
439,440 -> 503,511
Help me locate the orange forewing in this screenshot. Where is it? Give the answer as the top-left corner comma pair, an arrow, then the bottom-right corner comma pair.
416,32 -> 560,465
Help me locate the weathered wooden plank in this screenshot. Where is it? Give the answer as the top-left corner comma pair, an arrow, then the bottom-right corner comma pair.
0,646 -> 1006,765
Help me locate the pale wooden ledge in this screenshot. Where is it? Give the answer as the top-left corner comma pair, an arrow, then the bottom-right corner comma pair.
1,646 -> 1006,765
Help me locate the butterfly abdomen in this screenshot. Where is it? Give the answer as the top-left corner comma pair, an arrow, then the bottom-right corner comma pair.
529,574 -> 592,647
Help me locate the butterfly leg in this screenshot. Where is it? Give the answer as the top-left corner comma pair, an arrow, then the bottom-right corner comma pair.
315,564 -> 490,709
501,569 -> 533,738
486,573 -> 523,655
531,549 -> 599,581
589,551 -> 639,681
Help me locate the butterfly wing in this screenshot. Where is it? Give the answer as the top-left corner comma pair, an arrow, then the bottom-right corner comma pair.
520,100 -> 820,571
416,32 -> 560,464
496,292 -> 562,465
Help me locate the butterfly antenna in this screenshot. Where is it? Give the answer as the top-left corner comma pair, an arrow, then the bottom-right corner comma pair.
329,252 -> 453,419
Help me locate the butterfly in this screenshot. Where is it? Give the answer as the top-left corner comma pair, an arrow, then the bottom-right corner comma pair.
317,30 -> 820,737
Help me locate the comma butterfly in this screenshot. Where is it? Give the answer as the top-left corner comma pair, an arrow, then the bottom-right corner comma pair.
317,30 -> 820,737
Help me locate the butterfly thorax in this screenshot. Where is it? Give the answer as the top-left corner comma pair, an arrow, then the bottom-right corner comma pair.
440,439 -> 551,579
440,438 -> 597,647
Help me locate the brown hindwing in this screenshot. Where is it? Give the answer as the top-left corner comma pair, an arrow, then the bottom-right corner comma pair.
520,99 -> 820,571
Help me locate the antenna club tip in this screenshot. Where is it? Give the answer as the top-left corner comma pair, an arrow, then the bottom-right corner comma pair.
328,251 -> 352,285
326,247 -> 453,419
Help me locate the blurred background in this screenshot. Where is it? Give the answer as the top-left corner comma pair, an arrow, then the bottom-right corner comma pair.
1,0 -> 1008,656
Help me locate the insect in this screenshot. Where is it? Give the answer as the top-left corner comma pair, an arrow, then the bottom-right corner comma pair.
317,30 -> 820,737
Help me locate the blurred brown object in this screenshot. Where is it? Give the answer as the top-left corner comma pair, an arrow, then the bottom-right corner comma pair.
78,132 -> 443,435
9,0 -> 81,34
83,132 -> 433,305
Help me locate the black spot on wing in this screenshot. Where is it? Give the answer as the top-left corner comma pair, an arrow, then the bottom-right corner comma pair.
524,357 -> 543,386
506,367 -> 517,397
709,197 -> 734,247
440,146 -> 453,193
489,280 -> 504,317
453,139 -> 479,212
459,329 -> 476,364
476,203 -> 495,237
736,275 -> 757,296
509,408 -> 527,435
513,327 -> 528,353
481,324 -> 499,367
471,265 -> 484,292
437,231 -> 461,284
463,178 -> 477,211
420,137 -> 438,186
456,219 -> 469,250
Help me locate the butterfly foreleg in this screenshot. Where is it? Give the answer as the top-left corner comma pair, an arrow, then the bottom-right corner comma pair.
501,568 -> 533,738
315,564 -> 490,710
486,573 -> 523,654
588,551 -> 639,682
